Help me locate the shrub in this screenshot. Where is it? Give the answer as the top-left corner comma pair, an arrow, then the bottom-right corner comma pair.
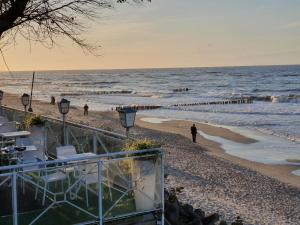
31,115 -> 44,126
125,138 -> 161,151
22,114 -> 33,130
22,114 -> 44,130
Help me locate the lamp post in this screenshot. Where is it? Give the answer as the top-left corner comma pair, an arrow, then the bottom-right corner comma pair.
28,72 -> 35,112
0,90 -> 3,115
21,93 -> 30,114
58,98 -> 70,145
117,107 -> 137,138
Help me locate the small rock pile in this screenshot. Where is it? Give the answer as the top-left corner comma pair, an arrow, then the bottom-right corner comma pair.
165,187 -> 244,225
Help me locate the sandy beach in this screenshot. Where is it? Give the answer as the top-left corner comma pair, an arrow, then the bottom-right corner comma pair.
2,92 -> 300,224
136,118 -> 300,189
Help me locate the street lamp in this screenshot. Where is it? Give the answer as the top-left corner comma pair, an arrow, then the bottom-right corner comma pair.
117,107 -> 137,138
58,98 -> 70,145
21,93 -> 30,113
0,90 -> 3,115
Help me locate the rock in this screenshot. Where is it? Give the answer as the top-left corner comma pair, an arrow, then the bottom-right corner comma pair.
201,213 -> 220,225
180,204 -> 203,225
176,186 -> 184,193
219,221 -> 227,225
231,216 -> 243,225
165,189 -> 181,225
194,209 -> 205,219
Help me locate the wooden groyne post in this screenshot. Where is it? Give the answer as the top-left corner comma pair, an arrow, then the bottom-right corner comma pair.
114,98 -> 253,111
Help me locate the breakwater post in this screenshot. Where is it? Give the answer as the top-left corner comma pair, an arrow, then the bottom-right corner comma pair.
114,98 -> 253,111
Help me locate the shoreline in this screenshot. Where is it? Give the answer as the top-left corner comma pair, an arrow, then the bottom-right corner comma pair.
2,92 -> 300,223
136,116 -> 300,189
2,92 -> 300,188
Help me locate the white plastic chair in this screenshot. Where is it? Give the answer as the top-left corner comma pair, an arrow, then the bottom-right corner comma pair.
56,145 -> 77,159
34,166 -> 69,205
79,163 -> 99,207
56,145 -> 77,175
18,148 -> 45,194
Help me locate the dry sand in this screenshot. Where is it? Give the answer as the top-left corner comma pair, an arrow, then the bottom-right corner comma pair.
2,92 -> 300,224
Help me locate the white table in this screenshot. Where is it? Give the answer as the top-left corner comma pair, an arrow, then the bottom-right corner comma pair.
0,131 -> 31,138
0,131 -> 31,147
57,152 -> 96,161
0,145 -> 37,155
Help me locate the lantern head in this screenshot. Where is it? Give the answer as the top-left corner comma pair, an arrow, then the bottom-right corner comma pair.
21,93 -> 30,107
117,107 -> 137,129
58,98 -> 70,115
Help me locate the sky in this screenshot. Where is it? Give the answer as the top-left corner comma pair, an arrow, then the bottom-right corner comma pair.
1,0 -> 300,71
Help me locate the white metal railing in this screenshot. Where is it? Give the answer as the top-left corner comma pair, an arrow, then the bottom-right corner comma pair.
0,149 -> 164,225
0,106 -> 126,157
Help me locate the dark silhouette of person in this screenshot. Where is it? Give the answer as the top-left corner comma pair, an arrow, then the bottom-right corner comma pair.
50,96 -> 55,105
190,124 -> 197,143
84,104 -> 89,116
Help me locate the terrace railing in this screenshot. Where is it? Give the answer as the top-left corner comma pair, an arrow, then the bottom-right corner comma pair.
0,149 -> 164,225
0,106 -> 126,157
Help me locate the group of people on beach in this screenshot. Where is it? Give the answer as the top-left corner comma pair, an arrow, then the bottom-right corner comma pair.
50,96 -> 198,142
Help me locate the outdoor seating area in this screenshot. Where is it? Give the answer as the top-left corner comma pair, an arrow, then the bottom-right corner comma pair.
0,107 -> 164,225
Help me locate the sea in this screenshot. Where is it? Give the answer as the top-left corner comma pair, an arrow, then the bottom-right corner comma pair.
0,65 -> 299,171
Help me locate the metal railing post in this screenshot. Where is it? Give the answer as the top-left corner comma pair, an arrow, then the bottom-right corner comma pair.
65,125 -> 70,145
12,171 -> 18,225
44,125 -> 48,157
98,160 -> 103,225
161,153 -> 165,225
93,133 -> 97,154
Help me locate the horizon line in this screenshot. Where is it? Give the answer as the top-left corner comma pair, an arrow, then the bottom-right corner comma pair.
1,63 -> 300,73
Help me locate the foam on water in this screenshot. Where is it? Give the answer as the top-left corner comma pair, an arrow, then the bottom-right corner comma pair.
140,117 -> 172,124
292,170 -> 300,176
198,126 -> 300,176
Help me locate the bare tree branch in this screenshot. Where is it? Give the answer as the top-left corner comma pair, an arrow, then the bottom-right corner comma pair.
0,0 -> 151,53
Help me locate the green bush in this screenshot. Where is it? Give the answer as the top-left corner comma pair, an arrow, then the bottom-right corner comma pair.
22,114 -> 44,130
125,138 -> 161,151
31,115 -> 44,126
22,114 -> 33,130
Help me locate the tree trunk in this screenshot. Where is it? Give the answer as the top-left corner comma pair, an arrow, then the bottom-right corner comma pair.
0,0 -> 30,37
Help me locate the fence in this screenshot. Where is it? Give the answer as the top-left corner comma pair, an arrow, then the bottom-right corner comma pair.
0,106 -> 126,157
0,106 -> 164,225
0,149 -> 164,225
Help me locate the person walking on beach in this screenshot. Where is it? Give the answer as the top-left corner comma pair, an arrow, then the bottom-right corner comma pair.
50,96 -> 55,105
83,104 -> 89,116
191,124 -> 197,143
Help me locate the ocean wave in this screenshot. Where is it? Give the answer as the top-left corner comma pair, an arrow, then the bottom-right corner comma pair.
60,90 -> 133,96
252,88 -> 300,93
270,95 -> 300,103
253,127 -> 300,143
166,107 -> 300,116
246,95 -> 300,103
281,74 -> 300,77
62,81 -> 119,86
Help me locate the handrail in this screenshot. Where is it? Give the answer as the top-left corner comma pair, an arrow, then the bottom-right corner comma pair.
1,105 -> 126,139
0,148 -> 162,172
